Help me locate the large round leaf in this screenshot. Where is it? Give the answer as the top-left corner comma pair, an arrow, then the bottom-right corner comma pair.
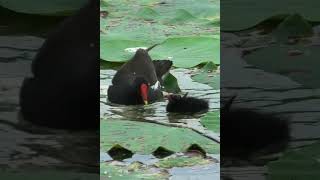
201,111 -> 220,133
100,119 -> 219,154
149,37 -> 220,68
267,142 -> 320,180
222,0 -> 320,31
102,0 -> 219,44
0,0 -> 88,16
192,61 -> 220,89
245,44 -> 320,88
100,36 -> 152,62
101,162 -> 169,180
0,170 -> 97,180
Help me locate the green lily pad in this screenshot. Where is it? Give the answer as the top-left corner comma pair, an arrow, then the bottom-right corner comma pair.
102,0 -> 219,47
100,36 -> 219,68
0,169 -> 97,180
245,44 -> 320,88
100,37 -> 152,62
0,0 -> 87,16
267,142 -> 320,180
273,13 -> 313,42
222,0 -> 320,31
100,119 -> 219,154
155,156 -> 212,168
149,37 -> 220,68
136,7 -> 160,20
101,161 -> 169,180
167,9 -> 197,24
192,62 -> 220,89
163,73 -> 181,93
201,111 -> 220,133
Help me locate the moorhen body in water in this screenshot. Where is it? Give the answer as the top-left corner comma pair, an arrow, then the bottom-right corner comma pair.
108,48 -> 172,105
20,0 -> 99,129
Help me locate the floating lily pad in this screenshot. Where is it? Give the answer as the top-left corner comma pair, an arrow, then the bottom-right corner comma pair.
273,13 -> 313,42
100,37 -> 151,62
245,44 -> 320,88
167,9 -> 197,24
267,142 -> 320,180
201,111 -> 220,133
102,0 -> 219,49
149,37 -> 220,68
163,73 -> 181,93
0,0 -> 87,16
100,119 -> 219,154
222,0 -> 320,31
101,161 -> 169,180
136,7 -> 160,21
155,156 -> 212,168
192,62 -> 220,89
100,37 -> 219,68
0,169 -> 97,180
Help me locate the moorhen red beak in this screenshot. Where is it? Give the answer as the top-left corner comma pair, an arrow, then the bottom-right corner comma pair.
108,48 -> 172,105
140,83 -> 149,105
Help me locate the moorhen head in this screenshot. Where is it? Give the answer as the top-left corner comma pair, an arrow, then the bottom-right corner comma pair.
166,93 -> 209,114
108,48 -> 172,105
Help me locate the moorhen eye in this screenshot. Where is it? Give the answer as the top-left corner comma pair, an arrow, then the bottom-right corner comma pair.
108,48 -> 172,105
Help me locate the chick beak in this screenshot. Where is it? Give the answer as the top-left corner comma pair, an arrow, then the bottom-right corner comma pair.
144,100 -> 148,105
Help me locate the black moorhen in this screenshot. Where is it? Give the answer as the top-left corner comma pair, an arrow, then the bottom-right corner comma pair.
108,48 -> 172,105
20,0 -> 99,129
221,96 -> 290,158
166,93 -> 209,114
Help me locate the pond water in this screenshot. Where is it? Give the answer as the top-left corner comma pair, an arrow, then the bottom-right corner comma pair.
100,68 -> 220,179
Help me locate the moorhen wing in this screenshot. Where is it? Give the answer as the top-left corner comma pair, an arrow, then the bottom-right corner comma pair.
108,48 -> 172,105
19,0 -> 99,129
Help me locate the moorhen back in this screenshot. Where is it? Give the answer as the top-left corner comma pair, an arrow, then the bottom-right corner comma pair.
108,49 -> 172,105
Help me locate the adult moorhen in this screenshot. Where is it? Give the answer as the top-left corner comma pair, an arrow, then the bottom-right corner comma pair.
20,0 -> 99,130
108,48 -> 172,105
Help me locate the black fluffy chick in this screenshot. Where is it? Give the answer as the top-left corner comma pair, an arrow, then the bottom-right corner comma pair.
166,93 -> 209,114
221,96 -> 290,158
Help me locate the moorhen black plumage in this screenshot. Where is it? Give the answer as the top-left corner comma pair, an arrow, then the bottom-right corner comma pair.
108,48 -> 172,105
221,96 -> 290,158
166,93 -> 209,114
20,0 -> 99,129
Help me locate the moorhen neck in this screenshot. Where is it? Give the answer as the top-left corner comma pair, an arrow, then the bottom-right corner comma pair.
108,48 -> 172,105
